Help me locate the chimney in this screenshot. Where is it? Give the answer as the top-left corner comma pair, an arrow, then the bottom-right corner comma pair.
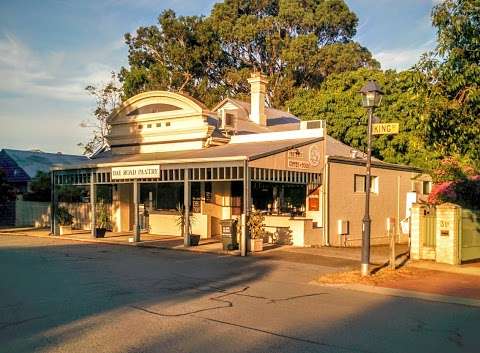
247,72 -> 268,126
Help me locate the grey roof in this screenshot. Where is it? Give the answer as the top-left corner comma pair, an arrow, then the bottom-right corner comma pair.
227,98 -> 301,125
325,135 -> 381,162
57,138 -> 322,169
1,149 -> 88,178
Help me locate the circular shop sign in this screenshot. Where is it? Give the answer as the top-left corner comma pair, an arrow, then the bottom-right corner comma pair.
309,145 -> 321,167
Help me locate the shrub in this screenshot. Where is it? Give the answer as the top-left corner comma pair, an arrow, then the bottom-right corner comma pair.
55,206 -> 73,226
247,210 -> 265,239
428,176 -> 480,210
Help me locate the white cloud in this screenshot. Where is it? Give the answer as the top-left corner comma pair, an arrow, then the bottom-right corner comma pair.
0,33 -> 116,102
374,39 -> 436,71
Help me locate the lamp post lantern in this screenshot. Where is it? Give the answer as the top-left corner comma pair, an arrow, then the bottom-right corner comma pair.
359,80 -> 384,276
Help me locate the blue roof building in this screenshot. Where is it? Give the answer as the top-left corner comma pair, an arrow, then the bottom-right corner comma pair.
0,149 -> 88,193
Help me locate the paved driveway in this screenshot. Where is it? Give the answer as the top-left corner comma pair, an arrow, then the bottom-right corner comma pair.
1,235 -> 479,353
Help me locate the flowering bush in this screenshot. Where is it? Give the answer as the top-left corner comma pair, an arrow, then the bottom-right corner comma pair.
428,176 -> 480,210
427,181 -> 456,205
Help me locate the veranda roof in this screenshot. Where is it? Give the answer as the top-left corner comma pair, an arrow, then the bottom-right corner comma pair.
52,138 -> 322,170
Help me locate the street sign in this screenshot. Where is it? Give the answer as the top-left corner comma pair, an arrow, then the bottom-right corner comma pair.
372,123 -> 399,135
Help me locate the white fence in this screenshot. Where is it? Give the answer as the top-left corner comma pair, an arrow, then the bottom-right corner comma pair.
13,201 -> 111,230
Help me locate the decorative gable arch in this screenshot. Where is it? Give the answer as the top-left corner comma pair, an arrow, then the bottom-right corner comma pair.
110,91 -> 208,123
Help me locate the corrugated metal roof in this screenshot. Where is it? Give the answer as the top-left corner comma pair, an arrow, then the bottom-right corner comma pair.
325,135 -> 381,162
1,149 -> 88,178
57,138 -> 322,169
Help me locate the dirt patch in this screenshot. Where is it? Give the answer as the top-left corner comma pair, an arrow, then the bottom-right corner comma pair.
317,266 -> 430,286
318,265 -> 480,299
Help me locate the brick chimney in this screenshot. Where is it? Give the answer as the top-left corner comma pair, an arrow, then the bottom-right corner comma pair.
247,72 -> 268,126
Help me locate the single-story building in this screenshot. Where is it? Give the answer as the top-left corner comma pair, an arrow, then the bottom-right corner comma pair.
0,148 -> 87,195
51,72 -> 423,252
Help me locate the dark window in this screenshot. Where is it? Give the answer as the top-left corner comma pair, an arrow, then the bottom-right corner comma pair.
205,182 -> 212,203
147,124 -> 152,128
156,183 -> 184,210
127,103 -> 181,116
138,124 -> 143,129
354,174 -> 378,193
225,113 -> 234,126
166,122 -> 171,127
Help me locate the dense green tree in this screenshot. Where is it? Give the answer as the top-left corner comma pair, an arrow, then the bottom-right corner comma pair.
120,0 -> 379,108
414,0 -> 480,163
287,68 -> 440,169
23,171 -> 51,202
0,169 -> 16,202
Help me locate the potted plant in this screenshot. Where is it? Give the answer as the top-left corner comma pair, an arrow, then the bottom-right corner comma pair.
95,203 -> 111,238
55,206 -> 73,235
247,210 -> 265,252
176,204 -> 199,245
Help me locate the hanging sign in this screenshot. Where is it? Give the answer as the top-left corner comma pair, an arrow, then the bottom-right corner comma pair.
372,123 -> 399,135
111,165 -> 160,180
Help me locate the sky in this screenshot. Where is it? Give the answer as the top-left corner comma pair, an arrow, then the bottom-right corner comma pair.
0,0 -> 439,155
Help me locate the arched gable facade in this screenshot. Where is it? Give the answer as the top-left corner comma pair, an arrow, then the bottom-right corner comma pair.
108,91 -> 217,155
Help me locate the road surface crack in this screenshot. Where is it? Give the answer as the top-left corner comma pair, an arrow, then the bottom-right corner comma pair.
0,315 -> 48,330
193,315 -> 384,353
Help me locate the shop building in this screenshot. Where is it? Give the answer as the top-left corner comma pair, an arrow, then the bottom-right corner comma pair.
52,73 -> 420,251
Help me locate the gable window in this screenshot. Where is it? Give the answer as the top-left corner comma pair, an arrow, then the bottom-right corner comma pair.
354,174 -> 379,193
422,181 -> 432,194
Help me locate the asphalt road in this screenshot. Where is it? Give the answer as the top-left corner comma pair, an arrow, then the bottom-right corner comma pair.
1,234 -> 479,353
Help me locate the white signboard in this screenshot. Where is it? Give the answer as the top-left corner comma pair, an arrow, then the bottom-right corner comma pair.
111,165 -> 160,180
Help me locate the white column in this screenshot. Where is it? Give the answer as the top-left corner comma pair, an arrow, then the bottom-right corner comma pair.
133,180 -> 140,242
241,161 -> 250,256
184,169 -> 191,247
90,171 -> 96,238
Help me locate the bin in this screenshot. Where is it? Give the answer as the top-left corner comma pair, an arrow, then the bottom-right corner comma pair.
220,219 -> 238,250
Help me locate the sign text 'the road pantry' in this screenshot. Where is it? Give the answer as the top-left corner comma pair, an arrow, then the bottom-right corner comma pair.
111,165 -> 161,180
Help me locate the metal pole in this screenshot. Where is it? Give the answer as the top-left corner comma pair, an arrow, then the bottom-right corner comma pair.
50,171 -> 56,235
133,180 -> 140,242
361,107 -> 373,276
183,168 -> 190,247
90,171 -> 97,239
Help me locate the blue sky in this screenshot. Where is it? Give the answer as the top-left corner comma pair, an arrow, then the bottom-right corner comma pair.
0,0 -> 439,154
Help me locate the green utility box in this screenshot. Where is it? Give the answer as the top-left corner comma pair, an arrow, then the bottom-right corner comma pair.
220,219 -> 238,250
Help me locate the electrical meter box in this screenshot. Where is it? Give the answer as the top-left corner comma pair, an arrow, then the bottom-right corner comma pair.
337,220 -> 349,235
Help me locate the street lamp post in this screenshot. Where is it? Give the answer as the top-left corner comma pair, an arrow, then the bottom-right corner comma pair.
359,81 -> 384,276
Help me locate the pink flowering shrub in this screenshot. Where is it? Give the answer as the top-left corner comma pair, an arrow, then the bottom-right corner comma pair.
428,181 -> 457,205
428,176 -> 480,210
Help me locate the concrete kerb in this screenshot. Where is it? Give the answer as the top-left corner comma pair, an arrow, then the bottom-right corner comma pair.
0,230 -> 238,257
310,281 -> 480,308
408,260 -> 480,277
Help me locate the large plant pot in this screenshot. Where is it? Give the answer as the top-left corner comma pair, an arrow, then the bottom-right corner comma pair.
95,228 -> 107,238
248,238 -> 263,252
190,234 -> 200,246
59,225 -> 72,236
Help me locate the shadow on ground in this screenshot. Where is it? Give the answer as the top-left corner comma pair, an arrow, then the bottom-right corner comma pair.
1,235 -> 479,353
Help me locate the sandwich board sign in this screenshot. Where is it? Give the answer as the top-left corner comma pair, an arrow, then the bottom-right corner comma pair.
372,123 -> 399,135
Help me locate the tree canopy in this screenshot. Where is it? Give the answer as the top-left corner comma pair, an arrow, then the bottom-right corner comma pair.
287,68 -> 440,170
120,0 -> 379,108
414,0 -> 480,163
